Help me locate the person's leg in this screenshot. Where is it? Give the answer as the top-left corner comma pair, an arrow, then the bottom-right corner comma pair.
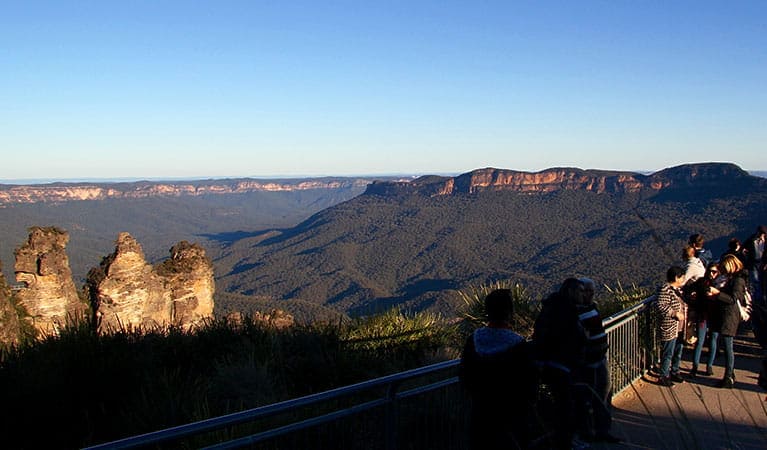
660,338 -> 675,378
723,336 -> 735,373
706,331 -> 719,373
593,362 -> 613,437
692,320 -> 707,371
718,335 -> 736,388
572,369 -> 594,440
671,336 -> 684,376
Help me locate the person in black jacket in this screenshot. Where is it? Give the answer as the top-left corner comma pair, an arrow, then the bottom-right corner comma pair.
459,289 -> 537,450
573,278 -> 620,443
532,278 -> 588,449
709,254 -> 748,388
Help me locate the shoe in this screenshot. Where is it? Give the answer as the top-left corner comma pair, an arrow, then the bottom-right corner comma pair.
704,366 -> 714,376
594,433 -> 622,443
688,367 -> 698,379
571,436 -> 591,450
658,377 -> 674,387
718,375 -> 735,389
670,373 -> 685,383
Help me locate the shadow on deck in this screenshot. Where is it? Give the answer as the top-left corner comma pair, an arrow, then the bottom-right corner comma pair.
605,328 -> 767,450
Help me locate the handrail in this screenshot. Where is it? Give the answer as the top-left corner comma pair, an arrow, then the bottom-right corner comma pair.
83,360 -> 460,450
603,295 -> 655,330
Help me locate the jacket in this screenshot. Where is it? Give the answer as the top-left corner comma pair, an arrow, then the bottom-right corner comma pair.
532,292 -> 587,372
656,282 -> 684,342
713,271 -> 747,336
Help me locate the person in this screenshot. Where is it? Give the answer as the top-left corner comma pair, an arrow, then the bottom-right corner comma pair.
532,278 -> 587,449
686,262 -> 723,378
720,237 -> 747,265
682,244 -> 706,285
655,265 -> 687,386
751,300 -> 767,391
573,278 -> 620,443
708,254 -> 748,388
459,289 -> 537,450
744,225 -> 767,306
689,233 -> 714,267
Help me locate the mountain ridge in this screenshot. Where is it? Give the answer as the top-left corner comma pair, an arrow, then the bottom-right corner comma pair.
364,162 -> 758,197
214,162 -> 767,319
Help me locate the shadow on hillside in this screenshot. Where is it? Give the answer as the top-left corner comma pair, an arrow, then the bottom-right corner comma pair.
347,278 -> 459,317
199,229 -> 275,245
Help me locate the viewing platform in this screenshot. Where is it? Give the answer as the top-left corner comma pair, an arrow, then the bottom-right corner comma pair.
605,328 -> 767,450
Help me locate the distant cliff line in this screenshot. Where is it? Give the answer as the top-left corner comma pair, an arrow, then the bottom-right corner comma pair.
364,162 -> 762,196
2,163 -> 761,205
0,176 -> 399,205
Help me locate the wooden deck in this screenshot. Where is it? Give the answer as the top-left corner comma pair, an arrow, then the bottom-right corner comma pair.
600,328 -> 767,449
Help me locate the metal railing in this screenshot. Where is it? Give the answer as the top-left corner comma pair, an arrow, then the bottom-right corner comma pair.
603,296 -> 657,393
84,297 -> 656,450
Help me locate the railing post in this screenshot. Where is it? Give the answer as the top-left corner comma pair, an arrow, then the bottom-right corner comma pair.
385,381 -> 400,450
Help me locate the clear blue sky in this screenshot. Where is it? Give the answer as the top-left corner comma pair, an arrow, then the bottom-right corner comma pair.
2,1 -> 765,181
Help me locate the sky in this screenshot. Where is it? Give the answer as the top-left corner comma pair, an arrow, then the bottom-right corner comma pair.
1,1 -> 765,182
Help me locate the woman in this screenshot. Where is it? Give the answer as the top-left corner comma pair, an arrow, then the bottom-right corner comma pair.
708,254 -> 748,388
687,262 -> 723,377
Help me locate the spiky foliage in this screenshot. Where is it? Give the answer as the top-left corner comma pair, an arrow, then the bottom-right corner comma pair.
457,279 -> 540,338
601,281 -> 654,317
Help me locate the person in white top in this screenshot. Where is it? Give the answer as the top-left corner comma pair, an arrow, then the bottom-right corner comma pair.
683,245 -> 706,284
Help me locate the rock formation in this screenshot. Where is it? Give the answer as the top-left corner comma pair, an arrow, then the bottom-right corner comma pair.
156,240 -> 215,329
13,227 -> 90,337
87,233 -> 214,332
0,258 -> 22,346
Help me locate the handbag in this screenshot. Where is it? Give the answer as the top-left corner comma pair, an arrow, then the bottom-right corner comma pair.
738,289 -> 753,322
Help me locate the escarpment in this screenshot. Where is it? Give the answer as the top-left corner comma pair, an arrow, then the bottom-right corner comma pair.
364,163 -> 760,197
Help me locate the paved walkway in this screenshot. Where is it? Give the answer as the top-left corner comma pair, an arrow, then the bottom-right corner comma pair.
595,328 -> 767,450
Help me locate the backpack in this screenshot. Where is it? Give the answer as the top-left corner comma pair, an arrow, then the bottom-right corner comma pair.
738,287 -> 753,322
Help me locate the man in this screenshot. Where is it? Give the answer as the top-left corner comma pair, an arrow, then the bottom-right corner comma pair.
656,266 -> 687,386
459,289 -> 537,450
574,278 -> 620,443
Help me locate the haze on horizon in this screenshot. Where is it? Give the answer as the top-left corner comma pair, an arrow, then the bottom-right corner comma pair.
2,2 -> 765,182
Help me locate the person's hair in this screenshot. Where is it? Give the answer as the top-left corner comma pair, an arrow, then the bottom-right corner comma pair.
728,237 -> 741,251
720,253 -> 744,275
558,278 -> 583,302
682,245 -> 696,260
485,289 -> 513,323
579,277 -> 595,290
689,233 -> 704,247
666,265 -> 686,282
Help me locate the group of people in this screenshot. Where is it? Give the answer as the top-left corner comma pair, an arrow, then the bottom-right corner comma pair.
458,226 -> 767,450
459,278 -> 618,450
657,228 -> 767,389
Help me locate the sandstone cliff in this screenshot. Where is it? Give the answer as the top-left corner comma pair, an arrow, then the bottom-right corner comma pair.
13,227 -> 90,337
0,177 -> 381,205
0,259 -> 22,346
364,163 -> 760,196
87,233 -> 215,332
